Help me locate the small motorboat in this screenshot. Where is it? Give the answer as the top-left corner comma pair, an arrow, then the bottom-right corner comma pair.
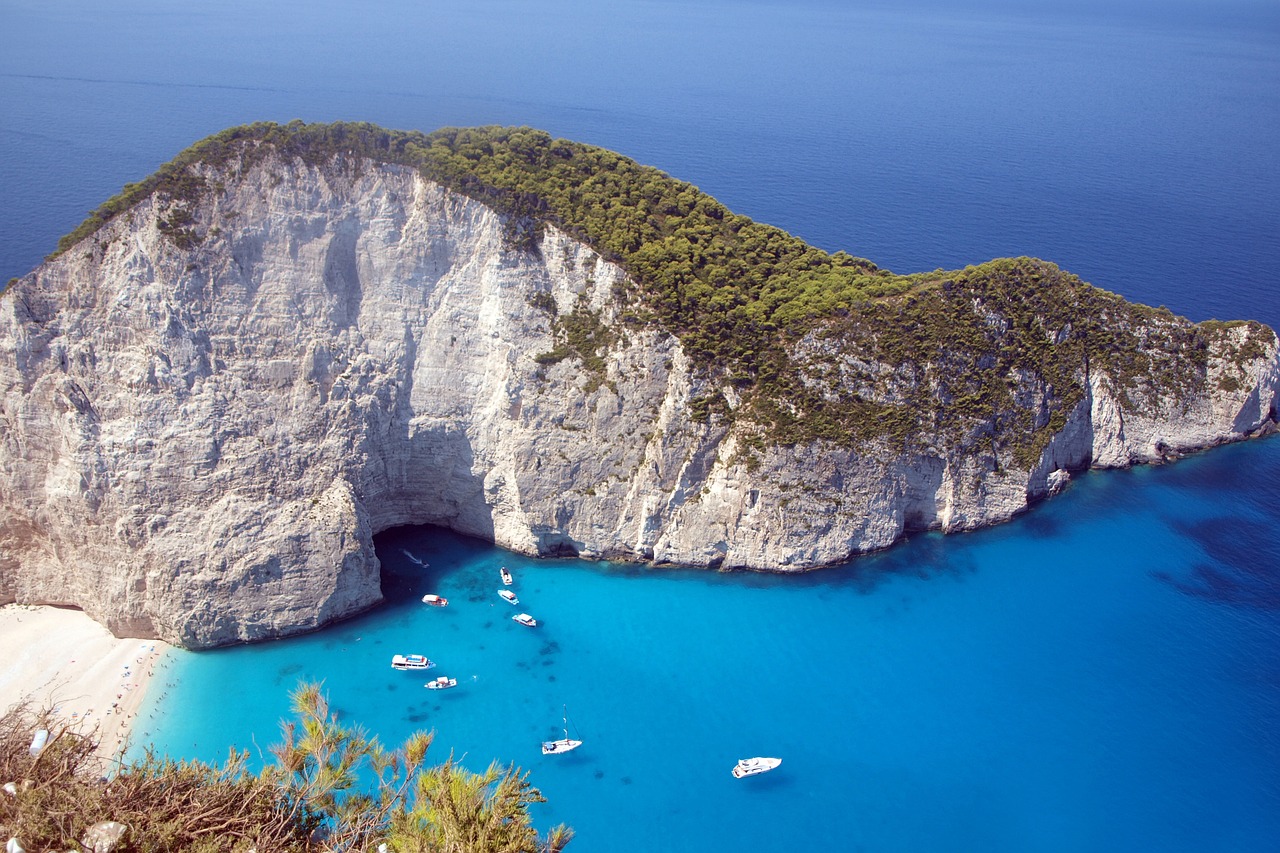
498,589 -> 519,605
426,676 -> 458,690
512,613 -> 537,627
421,594 -> 448,607
731,757 -> 781,778
500,567 -> 514,586
391,654 -> 435,671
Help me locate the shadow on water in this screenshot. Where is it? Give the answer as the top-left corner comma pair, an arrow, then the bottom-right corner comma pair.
1156,434 -> 1280,506
1016,504 -> 1063,540
373,514 -> 991,606
1143,438 -> 1280,609
378,543 -> 445,605
834,531 -> 981,594
1158,516 -> 1280,609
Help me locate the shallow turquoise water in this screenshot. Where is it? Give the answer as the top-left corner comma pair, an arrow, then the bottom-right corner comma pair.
134,438 -> 1280,851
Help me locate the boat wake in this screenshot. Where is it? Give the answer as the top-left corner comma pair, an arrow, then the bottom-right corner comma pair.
401,549 -> 430,569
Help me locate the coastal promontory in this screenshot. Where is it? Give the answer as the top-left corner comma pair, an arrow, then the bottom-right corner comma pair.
1,122 -> 1276,648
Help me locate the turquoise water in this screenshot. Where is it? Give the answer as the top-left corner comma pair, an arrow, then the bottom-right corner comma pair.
133,439 -> 1280,851
4,0 -> 1280,849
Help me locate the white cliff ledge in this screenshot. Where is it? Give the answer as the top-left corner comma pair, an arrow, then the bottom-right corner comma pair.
1,139 -> 1276,648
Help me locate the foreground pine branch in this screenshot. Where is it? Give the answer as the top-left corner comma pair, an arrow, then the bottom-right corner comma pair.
0,686 -> 572,852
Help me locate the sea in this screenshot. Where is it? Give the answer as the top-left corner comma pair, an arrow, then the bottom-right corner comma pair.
2,1 -> 1279,850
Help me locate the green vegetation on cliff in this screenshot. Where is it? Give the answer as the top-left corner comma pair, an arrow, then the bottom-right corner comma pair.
46,121 -> 1271,464
52,121 -> 904,348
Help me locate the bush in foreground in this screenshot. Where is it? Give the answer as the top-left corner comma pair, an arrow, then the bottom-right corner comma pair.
0,684 -> 571,852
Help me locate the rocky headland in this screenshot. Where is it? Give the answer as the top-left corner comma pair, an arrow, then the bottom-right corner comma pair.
1,122 -> 1276,648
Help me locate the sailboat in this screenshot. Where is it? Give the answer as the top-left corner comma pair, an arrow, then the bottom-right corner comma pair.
541,705 -> 583,755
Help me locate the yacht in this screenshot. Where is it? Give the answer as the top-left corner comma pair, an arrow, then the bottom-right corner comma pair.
391,654 -> 435,671
731,757 -> 781,778
512,613 -> 537,627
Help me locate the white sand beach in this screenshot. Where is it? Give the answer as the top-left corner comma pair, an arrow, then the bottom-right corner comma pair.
0,604 -> 170,762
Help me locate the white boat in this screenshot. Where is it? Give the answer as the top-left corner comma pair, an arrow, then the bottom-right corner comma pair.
731,757 -> 781,778
425,676 -> 458,690
500,567 -> 514,586
498,589 -> 519,605
541,705 -> 583,755
421,594 -> 448,607
391,654 -> 435,671
512,612 -> 537,627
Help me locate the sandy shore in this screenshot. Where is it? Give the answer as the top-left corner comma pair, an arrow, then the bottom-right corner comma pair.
0,603 -> 170,763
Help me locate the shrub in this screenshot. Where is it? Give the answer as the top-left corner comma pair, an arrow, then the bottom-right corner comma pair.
0,685 -> 571,852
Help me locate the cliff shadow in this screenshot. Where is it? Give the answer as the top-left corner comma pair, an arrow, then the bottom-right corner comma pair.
1158,513 -> 1280,610
834,531 -> 982,595
372,525 -> 455,606
372,524 -> 517,610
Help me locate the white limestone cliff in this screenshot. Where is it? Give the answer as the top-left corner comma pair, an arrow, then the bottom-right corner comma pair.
1,153 -> 1276,647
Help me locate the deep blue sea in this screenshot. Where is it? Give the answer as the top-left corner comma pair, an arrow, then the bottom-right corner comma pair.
3,1 -> 1279,850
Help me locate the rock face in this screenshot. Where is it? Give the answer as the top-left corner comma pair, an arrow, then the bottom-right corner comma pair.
1,152 -> 1277,647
